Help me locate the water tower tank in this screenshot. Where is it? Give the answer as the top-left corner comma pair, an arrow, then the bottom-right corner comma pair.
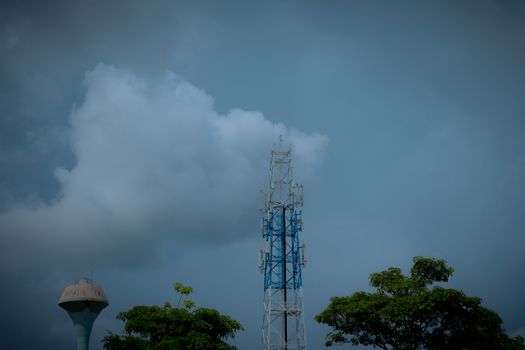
58,278 -> 109,350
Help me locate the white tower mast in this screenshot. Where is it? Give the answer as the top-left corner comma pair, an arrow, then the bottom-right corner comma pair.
260,139 -> 307,350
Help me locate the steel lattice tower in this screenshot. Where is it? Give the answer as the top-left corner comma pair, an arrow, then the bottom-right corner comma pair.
259,141 -> 307,350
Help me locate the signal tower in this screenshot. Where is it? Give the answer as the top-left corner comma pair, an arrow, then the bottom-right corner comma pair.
260,140 -> 307,350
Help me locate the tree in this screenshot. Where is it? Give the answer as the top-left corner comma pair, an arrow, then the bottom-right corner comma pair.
103,283 -> 243,350
315,256 -> 525,350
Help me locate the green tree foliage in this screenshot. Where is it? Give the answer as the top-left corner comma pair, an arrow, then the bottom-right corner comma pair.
103,283 -> 243,350
174,282 -> 194,309
315,257 -> 525,350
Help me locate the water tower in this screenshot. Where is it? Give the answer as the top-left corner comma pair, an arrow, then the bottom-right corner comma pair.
58,278 -> 109,350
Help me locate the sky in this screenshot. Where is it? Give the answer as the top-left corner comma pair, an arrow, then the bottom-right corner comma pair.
1,0 -> 524,349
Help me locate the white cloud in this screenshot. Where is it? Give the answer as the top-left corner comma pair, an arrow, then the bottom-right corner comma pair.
0,63 -> 328,271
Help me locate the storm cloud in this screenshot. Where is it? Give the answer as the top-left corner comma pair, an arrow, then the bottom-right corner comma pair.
0,63 -> 327,271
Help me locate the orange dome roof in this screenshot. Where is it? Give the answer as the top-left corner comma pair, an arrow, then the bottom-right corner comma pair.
58,278 -> 108,305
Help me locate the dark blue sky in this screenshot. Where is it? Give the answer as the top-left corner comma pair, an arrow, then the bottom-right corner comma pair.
1,1 -> 525,349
